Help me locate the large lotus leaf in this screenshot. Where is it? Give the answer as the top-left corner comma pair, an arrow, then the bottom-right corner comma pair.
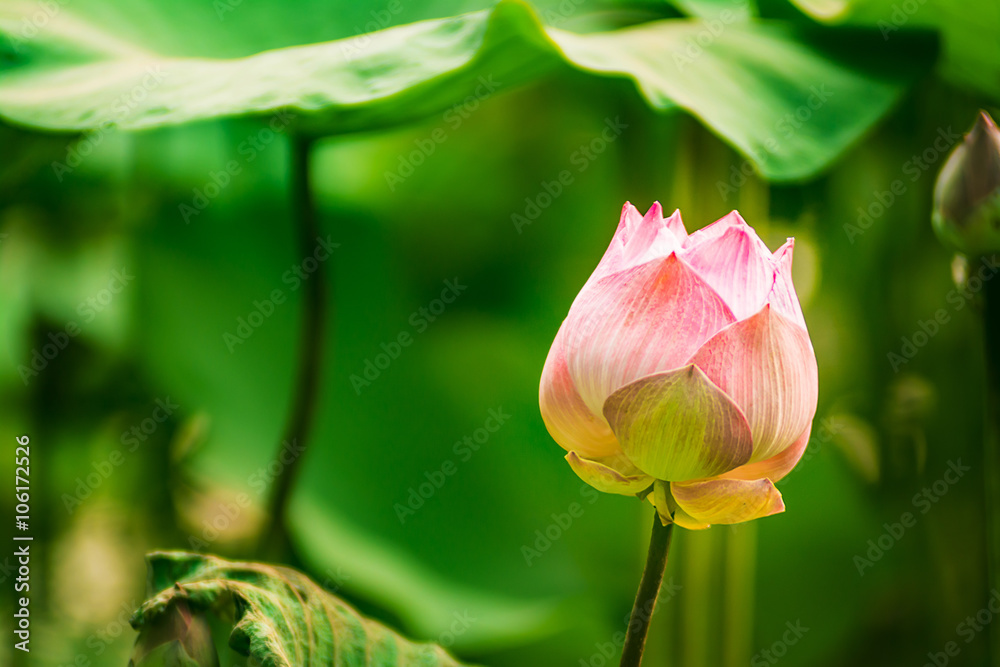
0,0 -> 932,179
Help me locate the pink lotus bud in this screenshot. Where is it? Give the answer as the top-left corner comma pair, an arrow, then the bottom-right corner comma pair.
933,110 -> 1000,257
540,203 -> 818,528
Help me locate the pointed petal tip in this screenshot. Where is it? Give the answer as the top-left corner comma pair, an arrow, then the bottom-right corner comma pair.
968,110 -> 1000,149
772,240 -> 795,274
711,210 -> 750,231
620,201 -> 640,219
644,201 -> 664,220
974,109 -> 998,134
769,489 -> 787,516
664,207 -> 687,233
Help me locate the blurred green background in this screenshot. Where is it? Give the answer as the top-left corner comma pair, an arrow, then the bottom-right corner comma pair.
1,0 -> 998,665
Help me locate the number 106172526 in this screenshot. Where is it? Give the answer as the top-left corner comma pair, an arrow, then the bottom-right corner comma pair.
14,435 -> 30,531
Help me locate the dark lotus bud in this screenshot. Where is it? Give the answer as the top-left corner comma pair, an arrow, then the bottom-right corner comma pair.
933,110 -> 1000,256
129,599 -> 219,667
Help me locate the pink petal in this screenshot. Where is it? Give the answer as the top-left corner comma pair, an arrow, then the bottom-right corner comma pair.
688,305 -> 818,463
621,205 -> 688,270
671,478 -> 785,525
540,320 -> 621,458
720,422 -> 811,483
565,253 -> 737,420
643,201 -> 664,225
578,202 -> 644,290
664,208 -> 688,245
681,211 -> 774,320
767,239 -> 808,329
620,202 -> 668,267
602,365 -> 753,481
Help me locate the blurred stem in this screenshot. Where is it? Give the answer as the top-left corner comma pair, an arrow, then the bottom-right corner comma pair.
621,515 -> 674,667
681,529 -> 716,667
257,134 -> 327,558
722,523 -> 757,667
981,270 -> 1000,666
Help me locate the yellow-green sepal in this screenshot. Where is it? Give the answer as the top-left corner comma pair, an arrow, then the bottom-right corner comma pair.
650,480 -> 710,530
565,451 -> 653,496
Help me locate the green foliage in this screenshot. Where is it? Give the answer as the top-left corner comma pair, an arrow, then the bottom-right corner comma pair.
0,0 -> 932,179
789,0 -> 1000,100
131,551 -> 473,667
0,1 -> 995,667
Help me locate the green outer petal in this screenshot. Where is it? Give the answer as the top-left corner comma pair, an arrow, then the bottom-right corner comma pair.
670,477 -> 784,525
565,451 -> 653,496
602,365 -> 752,482
650,481 -> 709,529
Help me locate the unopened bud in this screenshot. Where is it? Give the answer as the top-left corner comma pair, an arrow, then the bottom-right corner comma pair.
933,110 -> 1000,256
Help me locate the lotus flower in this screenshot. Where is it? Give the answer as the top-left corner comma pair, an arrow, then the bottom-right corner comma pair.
540,203 -> 818,529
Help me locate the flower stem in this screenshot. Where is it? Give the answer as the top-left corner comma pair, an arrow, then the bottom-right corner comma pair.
257,133 -> 327,558
981,268 -> 1000,666
620,514 -> 674,667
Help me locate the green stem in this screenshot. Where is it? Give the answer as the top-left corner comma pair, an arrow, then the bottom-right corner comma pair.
981,267 -> 1000,667
257,134 -> 327,558
620,514 -> 674,667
